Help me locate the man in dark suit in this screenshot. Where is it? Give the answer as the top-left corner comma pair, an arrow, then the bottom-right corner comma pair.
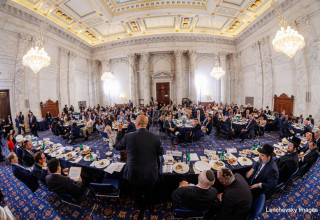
128,100 -> 133,108
185,119 -> 201,143
240,114 -> 256,142
202,116 -> 213,135
246,144 -> 279,200
174,109 -> 183,120
8,153 -> 39,192
46,158 -> 85,200
31,152 -> 48,185
164,115 -> 176,136
306,115 -> 314,126
115,115 -> 163,218
172,170 -> 218,211
15,115 -> 23,134
193,110 -> 204,122
300,120 -> 313,136
276,137 -> 300,183
19,112 -> 25,132
126,118 -> 136,133
225,114 -> 235,139
28,112 -> 38,137
264,106 -> 271,115
22,140 -> 36,167
127,111 -> 136,120
299,139 -> 319,169
214,168 -> 252,220
314,131 -> 320,150
63,105 -> 68,114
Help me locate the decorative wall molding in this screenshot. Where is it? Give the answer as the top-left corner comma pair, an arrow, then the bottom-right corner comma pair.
93,35 -> 235,52
1,3 -> 91,51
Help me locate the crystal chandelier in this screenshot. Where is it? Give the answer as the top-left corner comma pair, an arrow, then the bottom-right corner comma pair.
23,23 -> 50,73
271,0 -> 305,58
210,54 -> 225,80
101,71 -> 115,82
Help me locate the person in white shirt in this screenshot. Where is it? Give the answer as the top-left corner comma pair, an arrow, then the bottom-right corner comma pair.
81,117 -> 93,140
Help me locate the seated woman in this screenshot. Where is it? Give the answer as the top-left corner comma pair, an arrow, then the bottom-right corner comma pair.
95,118 -> 105,132
104,121 -> 117,149
7,133 -> 15,152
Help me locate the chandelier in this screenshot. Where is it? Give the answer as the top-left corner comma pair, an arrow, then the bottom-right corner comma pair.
271,0 -> 305,58
210,54 -> 225,80
101,71 -> 115,82
23,23 -> 50,73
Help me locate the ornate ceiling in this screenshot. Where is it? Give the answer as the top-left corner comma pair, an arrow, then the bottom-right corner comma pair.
11,0 -> 274,45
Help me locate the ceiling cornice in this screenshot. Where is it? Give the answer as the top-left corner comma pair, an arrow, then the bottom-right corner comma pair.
92,33 -> 235,52
1,2 -> 91,51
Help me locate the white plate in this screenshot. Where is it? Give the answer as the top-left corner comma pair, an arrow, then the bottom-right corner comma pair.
173,163 -> 189,174
227,157 -> 238,166
65,151 -> 77,159
274,149 -> 285,156
95,159 -> 110,168
209,160 -> 226,170
194,161 -> 211,172
84,153 -> 97,161
237,157 -> 253,166
44,148 -> 54,154
106,151 -> 113,156
49,152 -> 60,157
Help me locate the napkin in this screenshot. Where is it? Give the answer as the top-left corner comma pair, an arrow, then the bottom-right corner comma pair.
163,155 -> 174,163
105,163 -> 118,174
115,162 -> 125,172
90,161 -> 97,167
162,164 -> 173,173
189,153 -> 199,161
172,151 -> 182,157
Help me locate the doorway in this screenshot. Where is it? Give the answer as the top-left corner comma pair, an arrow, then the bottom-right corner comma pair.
0,90 -> 11,119
156,82 -> 170,105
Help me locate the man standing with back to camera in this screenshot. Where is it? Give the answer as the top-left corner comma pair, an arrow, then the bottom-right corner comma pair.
115,115 -> 163,219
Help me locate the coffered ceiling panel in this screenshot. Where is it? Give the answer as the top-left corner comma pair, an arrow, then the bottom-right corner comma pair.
10,0 -> 274,45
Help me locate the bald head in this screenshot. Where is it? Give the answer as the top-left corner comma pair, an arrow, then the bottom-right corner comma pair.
136,115 -> 148,128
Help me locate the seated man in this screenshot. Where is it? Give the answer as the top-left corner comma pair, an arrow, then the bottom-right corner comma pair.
246,144 -> 279,200
22,140 -> 36,167
8,152 -> 39,192
185,119 -> 201,143
276,137 -> 300,183
239,114 -> 256,142
31,152 -> 48,185
46,158 -> 85,200
300,120 -> 312,136
164,115 -> 176,137
81,117 -> 94,140
213,168 -> 252,220
193,110 -> 204,122
171,170 -> 218,211
202,116 -> 213,135
299,139 -> 319,169
280,117 -> 295,139
175,109 -> 183,120
55,120 -> 67,137
299,132 -> 313,153
126,118 -> 136,133
225,114 -> 235,139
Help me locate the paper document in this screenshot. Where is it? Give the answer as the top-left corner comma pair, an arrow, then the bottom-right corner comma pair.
69,167 -> 81,181
189,153 -> 199,161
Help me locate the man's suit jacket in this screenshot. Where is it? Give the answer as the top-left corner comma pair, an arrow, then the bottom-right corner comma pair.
12,164 -> 39,192
226,118 -> 233,132
31,163 -> 48,184
175,113 -> 183,120
216,174 -> 252,220
205,121 -> 213,135
15,118 -> 21,128
19,115 -> 24,123
127,122 -> 136,132
22,149 -> 35,167
164,120 -> 176,130
191,123 -> 201,134
300,148 -> 319,167
264,110 -> 271,115
316,138 -> 320,151
193,114 -> 204,122
29,116 -> 37,127
172,185 -> 218,211
251,158 -> 279,197
115,128 -> 163,185
245,119 -> 256,133
301,125 -> 312,135
127,114 -> 136,120
276,152 -> 299,183
46,174 -> 84,200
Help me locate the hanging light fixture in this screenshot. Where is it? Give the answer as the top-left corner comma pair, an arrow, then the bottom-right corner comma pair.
271,0 -> 305,58
23,23 -> 51,73
209,15 -> 225,80
101,71 -> 115,82
210,53 -> 225,80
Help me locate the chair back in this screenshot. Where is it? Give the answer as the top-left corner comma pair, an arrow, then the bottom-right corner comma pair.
172,209 -> 205,218
90,182 -> 119,196
193,130 -> 202,141
248,194 -> 265,220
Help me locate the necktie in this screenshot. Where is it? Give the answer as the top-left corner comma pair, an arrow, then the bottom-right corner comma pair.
250,164 -> 262,185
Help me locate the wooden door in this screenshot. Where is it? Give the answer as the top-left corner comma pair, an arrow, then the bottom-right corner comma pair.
0,90 -> 11,119
156,83 -> 170,105
274,93 -> 294,115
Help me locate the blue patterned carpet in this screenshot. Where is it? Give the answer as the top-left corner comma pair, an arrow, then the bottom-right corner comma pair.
0,126 -> 319,219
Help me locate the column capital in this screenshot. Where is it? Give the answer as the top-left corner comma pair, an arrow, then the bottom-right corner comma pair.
174,50 -> 183,57
141,52 -> 150,62
188,50 -> 197,59
60,47 -> 69,57
70,51 -> 76,60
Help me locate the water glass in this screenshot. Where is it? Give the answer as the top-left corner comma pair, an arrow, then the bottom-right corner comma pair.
96,150 -> 100,160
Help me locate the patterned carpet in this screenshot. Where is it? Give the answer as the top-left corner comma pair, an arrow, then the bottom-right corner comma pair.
0,126 -> 319,219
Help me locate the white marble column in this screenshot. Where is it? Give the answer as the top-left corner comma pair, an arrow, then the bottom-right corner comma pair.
58,48 -> 69,110
101,58 -> 111,106
87,59 -> 93,108
141,52 -> 150,106
68,52 -> 76,108
220,53 -> 228,104
260,37 -> 273,109
252,42 -> 263,108
174,50 -> 183,105
14,34 -> 31,119
188,50 -> 197,104
128,54 -> 136,107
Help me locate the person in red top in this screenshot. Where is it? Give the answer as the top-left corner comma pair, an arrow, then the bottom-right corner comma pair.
7,133 -> 15,152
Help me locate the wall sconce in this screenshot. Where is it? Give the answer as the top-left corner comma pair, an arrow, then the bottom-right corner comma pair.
120,94 -> 126,102
205,94 -> 212,100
